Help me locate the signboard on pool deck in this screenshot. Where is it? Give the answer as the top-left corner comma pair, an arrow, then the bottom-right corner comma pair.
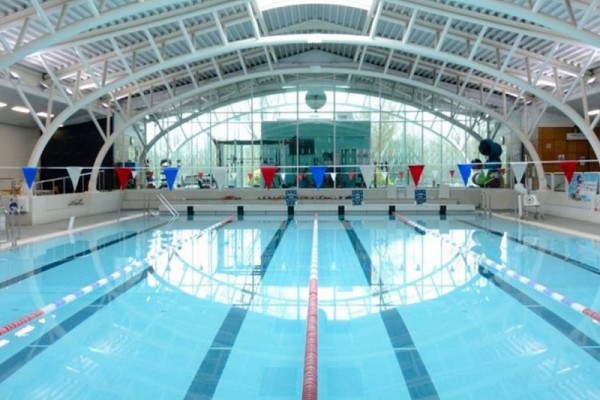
415,189 -> 427,204
352,189 -> 364,205
285,189 -> 298,206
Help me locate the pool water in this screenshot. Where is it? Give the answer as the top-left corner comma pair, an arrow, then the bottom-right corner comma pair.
0,212 -> 599,399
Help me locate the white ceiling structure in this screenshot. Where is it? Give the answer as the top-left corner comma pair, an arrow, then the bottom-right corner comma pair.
2,0 -> 600,172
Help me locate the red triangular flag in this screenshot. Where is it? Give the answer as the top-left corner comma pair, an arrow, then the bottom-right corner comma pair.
348,172 -> 355,180
560,160 -> 578,183
449,169 -> 455,177
260,166 -> 278,189
297,172 -> 304,181
408,164 -> 425,187
398,170 -> 405,180
115,167 -> 132,190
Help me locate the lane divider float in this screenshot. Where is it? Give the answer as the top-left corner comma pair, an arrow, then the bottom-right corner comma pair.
0,214 -> 235,337
302,213 -> 319,400
394,212 -> 600,324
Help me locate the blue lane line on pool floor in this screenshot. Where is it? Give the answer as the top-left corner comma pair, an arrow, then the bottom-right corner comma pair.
185,217 -> 292,400
340,219 -> 372,284
0,221 -> 168,290
380,308 -> 440,400
340,218 -> 439,399
0,267 -> 151,384
459,219 -> 600,274
488,274 -> 600,363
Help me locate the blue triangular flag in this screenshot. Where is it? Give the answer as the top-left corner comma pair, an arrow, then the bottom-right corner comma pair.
457,163 -> 472,187
310,165 -> 326,189
163,167 -> 179,191
22,166 -> 37,190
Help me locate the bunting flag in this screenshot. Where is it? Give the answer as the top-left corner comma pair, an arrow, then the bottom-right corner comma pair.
247,172 -> 253,181
510,162 -> 527,184
457,163 -> 473,187
115,167 -> 131,190
310,165 -> 327,189
21,166 -> 38,190
347,171 -> 355,180
67,167 -> 83,190
359,165 -> 375,188
212,166 -> 228,189
398,170 -> 405,180
260,166 -> 278,189
297,172 -> 304,181
560,160 -> 578,183
280,172 -> 286,182
449,169 -> 455,178
330,172 -> 337,183
408,164 -> 425,187
163,167 -> 179,191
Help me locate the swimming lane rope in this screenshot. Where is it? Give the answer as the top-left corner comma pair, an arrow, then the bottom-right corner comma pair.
302,213 -> 319,400
393,213 -> 600,325
0,214 -> 235,338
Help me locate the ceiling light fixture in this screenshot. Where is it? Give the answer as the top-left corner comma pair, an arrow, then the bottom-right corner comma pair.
12,106 -> 30,113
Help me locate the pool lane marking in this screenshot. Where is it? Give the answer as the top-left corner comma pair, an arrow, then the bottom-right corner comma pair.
394,212 -> 600,324
0,220 -> 171,290
458,219 -> 600,274
340,219 -> 372,284
0,215 -> 235,338
302,213 -> 319,400
0,268 -> 150,384
185,216 -> 293,400
341,216 -> 439,399
380,308 -> 440,400
489,277 -> 600,363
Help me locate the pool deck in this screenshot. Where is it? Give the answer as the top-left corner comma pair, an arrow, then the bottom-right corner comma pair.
0,211 -> 145,250
2,209 -> 600,251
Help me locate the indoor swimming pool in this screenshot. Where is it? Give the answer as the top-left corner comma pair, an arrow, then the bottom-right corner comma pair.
0,211 -> 599,400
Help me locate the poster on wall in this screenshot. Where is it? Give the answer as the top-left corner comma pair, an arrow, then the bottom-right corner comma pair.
568,172 -> 599,202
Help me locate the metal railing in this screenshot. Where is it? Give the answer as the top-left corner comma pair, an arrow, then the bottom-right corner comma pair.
1,206 -> 20,248
157,193 -> 179,218
32,170 -> 106,195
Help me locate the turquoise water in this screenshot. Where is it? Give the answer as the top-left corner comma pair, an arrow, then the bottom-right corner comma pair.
0,212 -> 599,399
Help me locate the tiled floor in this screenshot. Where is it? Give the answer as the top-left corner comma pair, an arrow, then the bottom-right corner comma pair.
495,211 -> 600,240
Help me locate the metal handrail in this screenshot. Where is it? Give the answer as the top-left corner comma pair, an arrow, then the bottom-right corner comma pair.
33,170 -> 105,195
157,193 -> 179,218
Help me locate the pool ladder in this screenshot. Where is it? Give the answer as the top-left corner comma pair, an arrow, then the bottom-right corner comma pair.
157,193 -> 179,218
481,188 -> 493,216
1,207 -> 20,248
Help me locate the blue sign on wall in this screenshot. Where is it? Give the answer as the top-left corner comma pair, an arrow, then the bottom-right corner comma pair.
285,189 -> 298,206
415,189 -> 427,204
352,189 -> 364,206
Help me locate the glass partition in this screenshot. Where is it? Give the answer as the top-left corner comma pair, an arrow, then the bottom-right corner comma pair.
139,82 -> 488,189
